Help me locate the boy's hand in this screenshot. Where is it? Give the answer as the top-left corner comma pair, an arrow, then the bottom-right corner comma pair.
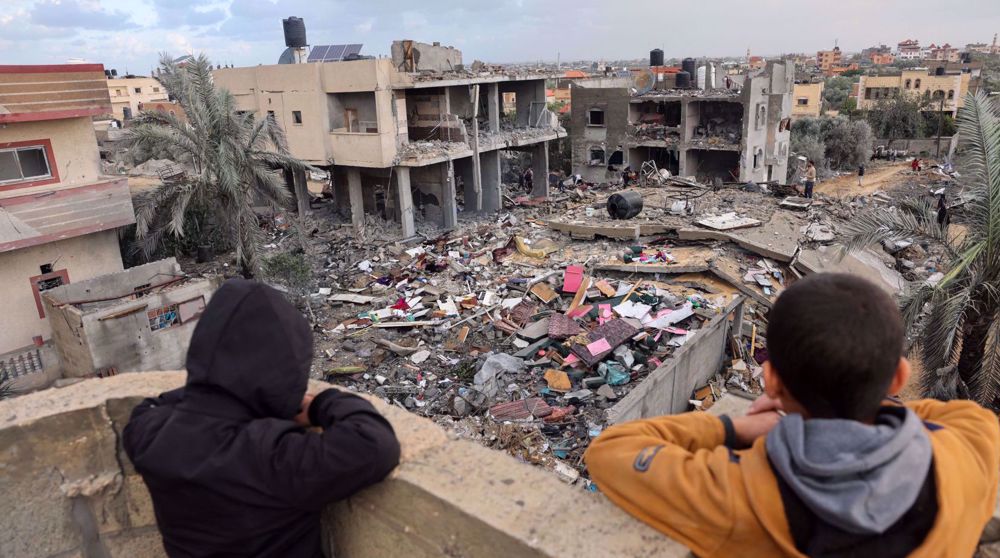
748,393 -> 784,415
293,394 -> 315,427
731,412 -> 781,448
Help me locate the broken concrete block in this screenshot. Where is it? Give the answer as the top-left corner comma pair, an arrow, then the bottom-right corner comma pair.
596,384 -> 617,400
517,317 -> 550,341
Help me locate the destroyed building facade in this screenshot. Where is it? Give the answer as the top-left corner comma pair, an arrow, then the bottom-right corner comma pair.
213,33 -> 563,238
0,63 -> 135,391
570,60 -> 795,185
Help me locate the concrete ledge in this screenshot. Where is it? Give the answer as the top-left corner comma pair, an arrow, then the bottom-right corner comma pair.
608,298 -> 740,424
0,372 -> 689,558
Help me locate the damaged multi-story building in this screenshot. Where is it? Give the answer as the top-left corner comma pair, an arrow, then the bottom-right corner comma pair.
213,17 -> 563,237
570,59 -> 795,185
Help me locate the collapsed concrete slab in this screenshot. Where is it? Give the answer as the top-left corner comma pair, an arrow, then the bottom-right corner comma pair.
795,245 -> 905,294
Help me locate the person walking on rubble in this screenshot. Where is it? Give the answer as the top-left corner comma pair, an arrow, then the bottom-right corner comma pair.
803,160 -> 817,199
937,193 -> 950,232
123,279 -> 401,558
586,273 -> 1000,558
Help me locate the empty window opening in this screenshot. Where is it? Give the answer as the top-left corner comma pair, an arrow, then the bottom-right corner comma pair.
797,98 -> 809,106
292,110 -> 303,124
0,145 -> 52,184
905,79 -> 912,89
588,108 -> 605,126
914,79 -> 922,89
133,87 -> 141,94
588,147 -> 606,166
947,90 -> 955,100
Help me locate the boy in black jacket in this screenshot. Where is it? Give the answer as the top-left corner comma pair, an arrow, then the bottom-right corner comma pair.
124,279 -> 400,558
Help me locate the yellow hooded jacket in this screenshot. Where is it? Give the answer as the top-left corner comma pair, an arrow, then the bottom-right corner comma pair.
584,399 -> 999,557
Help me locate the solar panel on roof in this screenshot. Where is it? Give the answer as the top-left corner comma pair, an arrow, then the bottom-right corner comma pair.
328,45 -> 347,60
343,44 -> 363,58
307,44 -> 364,63
306,45 -> 330,63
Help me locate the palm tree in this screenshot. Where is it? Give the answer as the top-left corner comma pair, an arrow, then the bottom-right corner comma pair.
843,91 -> 1000,407
124,53 -> 312,278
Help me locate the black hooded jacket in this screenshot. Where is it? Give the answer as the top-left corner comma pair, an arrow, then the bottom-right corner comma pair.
123,279 -> 400,558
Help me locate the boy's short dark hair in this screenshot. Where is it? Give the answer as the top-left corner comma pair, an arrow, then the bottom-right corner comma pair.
767,273 -> 904,421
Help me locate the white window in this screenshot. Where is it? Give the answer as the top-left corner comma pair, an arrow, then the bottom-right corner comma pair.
0,145 -> 52,184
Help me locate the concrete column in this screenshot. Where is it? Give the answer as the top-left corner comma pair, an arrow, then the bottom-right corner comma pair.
481,151 -> 502,212
347,167 -> 364,236
457,157 -> 477,214
531,141 -> 549,198
292,168 -> 310,217
488,83 -> 500,132
396,166 -> 416,238
441,160 -> 458,228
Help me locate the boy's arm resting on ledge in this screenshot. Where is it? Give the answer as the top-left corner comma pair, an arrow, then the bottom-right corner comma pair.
584,412 -> 738,555
271,389 -> 402,511
128,387 -> 185,420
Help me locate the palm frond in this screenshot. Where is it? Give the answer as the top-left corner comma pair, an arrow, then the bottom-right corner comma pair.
920,286 -> 970,377
972,306 -> 1000,404
840,199 -> 954,257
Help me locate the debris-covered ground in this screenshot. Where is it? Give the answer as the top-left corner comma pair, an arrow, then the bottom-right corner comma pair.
167,157 -> 965,486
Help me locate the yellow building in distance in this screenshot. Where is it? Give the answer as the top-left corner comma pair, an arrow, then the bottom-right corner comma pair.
857,69 -> 970,116
792,82 -> 825,119
106,76 -> 169,121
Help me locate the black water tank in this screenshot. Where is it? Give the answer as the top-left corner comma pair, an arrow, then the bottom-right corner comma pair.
650,49 -> 664,67
682,58 -> 697,80
676,71 -> 691,89
935,66 -> 946,76
607,190 -> 644,219
283,16 -> 307,48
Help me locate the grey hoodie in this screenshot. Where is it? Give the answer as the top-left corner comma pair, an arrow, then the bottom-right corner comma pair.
766,406 -> 932,535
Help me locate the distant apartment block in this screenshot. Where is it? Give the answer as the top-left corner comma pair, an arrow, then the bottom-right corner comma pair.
0,64 -> 134,390
897,39 -> 923,60
106,75 -> 169,121
816,47 -> 842,71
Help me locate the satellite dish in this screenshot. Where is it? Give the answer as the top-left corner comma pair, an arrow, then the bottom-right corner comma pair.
633,69 -> 655,95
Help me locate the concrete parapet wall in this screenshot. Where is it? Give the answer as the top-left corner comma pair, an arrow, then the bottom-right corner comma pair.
0,372 -> 689,558
607,299 -> 738,424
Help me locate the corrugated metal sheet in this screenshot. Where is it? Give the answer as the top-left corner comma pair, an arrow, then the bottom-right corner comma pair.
0,64 -> 112,123
0,178 -> 135,253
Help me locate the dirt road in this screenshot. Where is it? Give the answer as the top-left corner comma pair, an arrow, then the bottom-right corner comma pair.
815,162 -> 910,198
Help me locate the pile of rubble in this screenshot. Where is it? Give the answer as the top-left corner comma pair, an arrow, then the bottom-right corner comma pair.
180,159 -> 961,484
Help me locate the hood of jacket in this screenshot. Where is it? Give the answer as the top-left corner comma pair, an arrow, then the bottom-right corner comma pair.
766,405 -> 932,535
184,278 -> 313,420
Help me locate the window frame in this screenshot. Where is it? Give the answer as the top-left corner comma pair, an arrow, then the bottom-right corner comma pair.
0,139 -> 59,192
587,108 -> 606,127
292,110 -> 303,125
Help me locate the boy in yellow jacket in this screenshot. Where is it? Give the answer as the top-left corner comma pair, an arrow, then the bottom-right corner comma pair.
585,273 -> 1000,557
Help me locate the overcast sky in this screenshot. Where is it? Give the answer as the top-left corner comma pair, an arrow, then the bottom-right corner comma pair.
3,0 -> 999,73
